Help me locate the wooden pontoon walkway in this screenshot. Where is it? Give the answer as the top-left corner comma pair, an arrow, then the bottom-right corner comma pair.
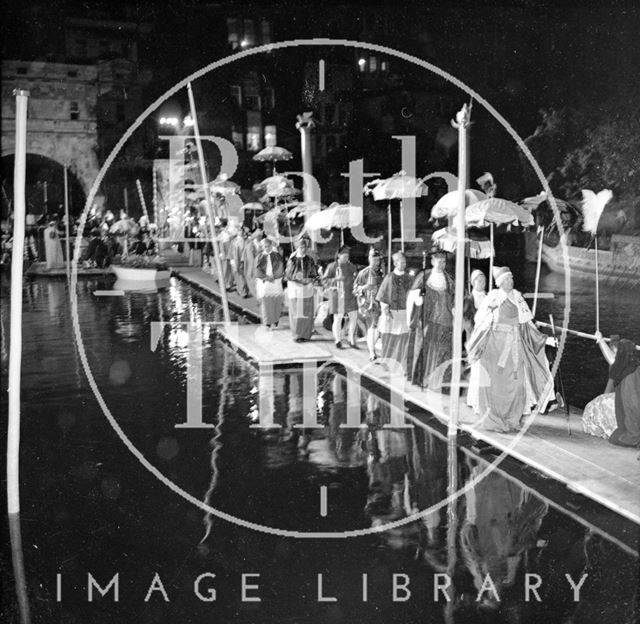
173,265 -> 640,531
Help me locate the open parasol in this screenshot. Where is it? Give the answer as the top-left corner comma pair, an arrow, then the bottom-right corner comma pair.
253,145 -> 293,175
464,196 -> 534,288
430,189 -> 486,220
304,203 -> 363,245
364,170 -> 428,268
432,227 -> 493,259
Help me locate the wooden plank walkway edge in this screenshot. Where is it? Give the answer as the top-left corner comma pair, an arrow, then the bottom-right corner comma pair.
171,266 -> 640,531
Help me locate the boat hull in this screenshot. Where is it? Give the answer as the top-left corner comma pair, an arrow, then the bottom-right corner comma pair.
112,266 -> 171,281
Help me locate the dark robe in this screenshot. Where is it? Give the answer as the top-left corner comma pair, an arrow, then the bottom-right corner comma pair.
376,271 -> 413,368
323,260 -> 358,315
405,270 -> 454,390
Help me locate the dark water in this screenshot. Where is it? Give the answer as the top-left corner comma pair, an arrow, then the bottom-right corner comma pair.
1,276 -> 639,624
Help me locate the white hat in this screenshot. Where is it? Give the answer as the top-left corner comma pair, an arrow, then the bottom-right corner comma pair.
470,269 -> 485,284
493,266 -> 513,287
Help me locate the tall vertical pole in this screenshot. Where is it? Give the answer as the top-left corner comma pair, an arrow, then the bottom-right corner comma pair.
123,186 -> 129,213
449,104 -> 471,435
43,180 -> 47,214
488,222 -> 495,290
187,82 -> 231,324
296,113 -> 317,248
152,165 -> 158,225
8,88 -> 33,624
64,164 -> 70,282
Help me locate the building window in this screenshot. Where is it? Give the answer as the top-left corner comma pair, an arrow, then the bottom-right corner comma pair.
67,70 -> 77,78
243,85 -> 261,111
230,85 -> 242,107
369,56 -> 378,72
264,87 -> 275,110
227,18 -> 240,49
261,20 -> 271,44
381,60 -> 389,72
70,101 -> 80,120
246,126 -> 262,152
243,19 -> 255,46
17,67 -> 27,75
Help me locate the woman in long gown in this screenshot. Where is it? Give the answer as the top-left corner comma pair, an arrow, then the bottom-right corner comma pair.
284,235 -> 319,342
582,334 -> 640,447
44,220 -> 64,269
375,251 -> 413,370
354,248 -> 385,361
255,236 -> 284,329
405,250 -> 454,391
242,229 -> 263,298
466,266 -> 555,432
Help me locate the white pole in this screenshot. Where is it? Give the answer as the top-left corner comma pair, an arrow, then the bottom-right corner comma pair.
8,88 -> 29,515
123,186 -> 128,213
449,104 -> 471,435
136,179 -> 149,219
64,164 -> 70,282
187,82 -> 231,324
532,226 -> 544,318
152,166 -> 157,224
387,202 -> 392,273
594,235 -> 600,333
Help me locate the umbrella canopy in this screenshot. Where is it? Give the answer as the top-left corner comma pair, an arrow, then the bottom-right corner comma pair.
520,191 -> 569,212
209,175 -> 240,196
256,175 -> 301,199
432,227 -> 493,259
253,145 -> 293,163
465,197 -> 534,227
364,171 -> 429,201
305,203 -> 363,231
431,189 -> 486,219
242,202 -> 265,211
286,201 -> 324,220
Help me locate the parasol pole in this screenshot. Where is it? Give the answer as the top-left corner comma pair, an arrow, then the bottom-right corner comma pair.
400,203 -> 405,252
152,166 -> 158,224
63,163 -> 71,282
123,186 -> 128,213
532,225 -> 544,318
594,235 -> 600,333
488,222 -> 494,290
387,202 -> 392,272
449,103 -> 471,435
8,88 -> 32,624
187,82 -> 231,324
136,179 -> 149,220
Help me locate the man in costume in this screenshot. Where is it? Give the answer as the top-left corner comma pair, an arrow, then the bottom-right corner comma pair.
375,251 -> 413,369
466,266 -> 555,432
285,235 -> 319,342
241,228 -> 263,298
323,245 -> 359,349
354,248 -> 385,361
228,225 -> 250,297
405,249 -> 455,391
255,236 -> 284,329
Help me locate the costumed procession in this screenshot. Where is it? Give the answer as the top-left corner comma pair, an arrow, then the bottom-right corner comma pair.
5,160 -> 639,443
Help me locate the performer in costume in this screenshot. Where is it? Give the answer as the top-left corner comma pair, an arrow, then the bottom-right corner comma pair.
241,228 -> 263,298
405,249 -> 454,391
323,245 -> 359,349
375,251 -> 413,369
466,266 -> 555,432
44,220 -> 64,269
463,269 -> 487,338
354,248 -> 385,361
229,226 -> 250,297
285,235 -> 319,342
255,236 -> 284,328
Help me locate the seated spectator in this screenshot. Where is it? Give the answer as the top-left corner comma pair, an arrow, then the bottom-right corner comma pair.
131,231 -> 156,256
84,228 -> 111,268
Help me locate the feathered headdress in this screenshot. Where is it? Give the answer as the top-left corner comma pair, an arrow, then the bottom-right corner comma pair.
580,189 -> 613,236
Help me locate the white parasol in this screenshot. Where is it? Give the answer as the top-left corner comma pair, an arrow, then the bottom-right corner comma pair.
430,189 -> 486,220
305,203 -> 363,245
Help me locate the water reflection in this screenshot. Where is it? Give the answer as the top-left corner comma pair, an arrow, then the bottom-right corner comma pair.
4,276 -> 637,623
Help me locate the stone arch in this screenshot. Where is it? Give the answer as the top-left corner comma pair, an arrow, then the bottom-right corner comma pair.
1,132 -> 99,200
